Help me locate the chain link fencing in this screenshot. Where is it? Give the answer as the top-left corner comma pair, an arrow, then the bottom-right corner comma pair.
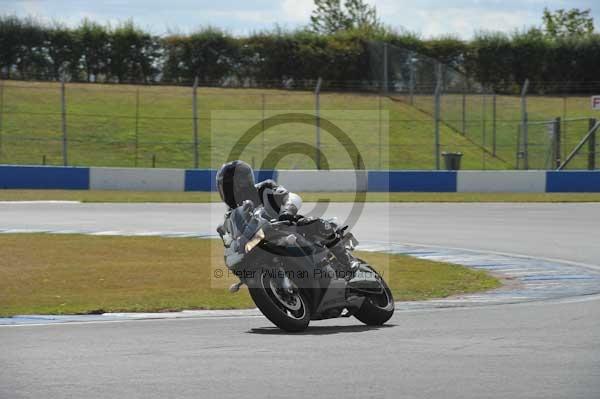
366,41 -> 599,171
0,47 -> 598,170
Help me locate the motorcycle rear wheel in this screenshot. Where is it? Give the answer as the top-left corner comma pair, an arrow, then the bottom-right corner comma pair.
353,267 -> 395,326
249,270 -> 311,332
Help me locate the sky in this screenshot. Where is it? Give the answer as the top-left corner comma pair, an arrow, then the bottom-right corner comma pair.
1,0 -> 599,39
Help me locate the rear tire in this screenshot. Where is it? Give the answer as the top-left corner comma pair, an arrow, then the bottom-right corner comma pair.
249,270 -> 311,332
353,268 -> 394,326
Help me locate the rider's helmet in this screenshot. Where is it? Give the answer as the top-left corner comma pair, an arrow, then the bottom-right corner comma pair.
216,160 -> 259,209
257,180 -> 303,220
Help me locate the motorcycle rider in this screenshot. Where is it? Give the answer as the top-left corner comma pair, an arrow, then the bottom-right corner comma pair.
216,160 -> 359,273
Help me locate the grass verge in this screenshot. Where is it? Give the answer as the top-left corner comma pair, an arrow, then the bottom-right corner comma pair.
0,234 -> 500,316
0,81 -> 509,170
1,189 -> 600,203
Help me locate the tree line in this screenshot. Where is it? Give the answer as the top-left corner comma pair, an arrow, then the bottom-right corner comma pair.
1,15 -> 599,93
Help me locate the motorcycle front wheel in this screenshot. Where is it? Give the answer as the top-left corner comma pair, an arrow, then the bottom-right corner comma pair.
353,267 -> 395,326
249,270 -> 311,332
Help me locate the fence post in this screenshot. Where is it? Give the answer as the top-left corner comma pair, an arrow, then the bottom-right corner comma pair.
382,43 -> 388,94
378,95 -> 382,169
261,93 -> 266,166
552,117 -> 561,169
481,91 -> 487,150
134,87 -> 140,167
315,77 -> 322,170
519,79 -> 529,170
461,83 -> 466,135
492,93 -> 497,157
60,77 -> 68,166
562,95 -> 567,159
192,76 -> 199,169
434,63 -> 442,170
0,80 -> 4,159
589,118 -> 597,170
409,56 -> 415,105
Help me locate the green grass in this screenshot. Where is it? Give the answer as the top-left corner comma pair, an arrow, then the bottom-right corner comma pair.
0,80 -> 513,170
0,234 -> 500,316
2,81 -> 595,170
2,189 -> 600,203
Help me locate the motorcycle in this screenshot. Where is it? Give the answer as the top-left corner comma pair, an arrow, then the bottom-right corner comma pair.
216,200 -> 394,332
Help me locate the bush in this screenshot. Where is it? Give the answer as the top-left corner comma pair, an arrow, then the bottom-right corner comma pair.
1,15 -> 600,92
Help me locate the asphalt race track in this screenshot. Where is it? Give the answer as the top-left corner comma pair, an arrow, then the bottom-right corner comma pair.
1,202 -> 600,398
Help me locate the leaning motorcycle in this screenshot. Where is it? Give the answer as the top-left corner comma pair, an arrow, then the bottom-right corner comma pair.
217,201 -> 394,332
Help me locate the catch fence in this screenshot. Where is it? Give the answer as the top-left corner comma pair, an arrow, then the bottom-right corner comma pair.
0,75 -> 598,170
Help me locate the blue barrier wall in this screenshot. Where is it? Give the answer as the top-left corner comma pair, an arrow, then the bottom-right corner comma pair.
368,171 -> 457,192
276,170 -> 366,192
2,166 -> 600,193
546,171 -> 600,192
184,170 -> 216,191
184,169 -> 277,192
255,170 -> 277,184
0,165 -> 89,189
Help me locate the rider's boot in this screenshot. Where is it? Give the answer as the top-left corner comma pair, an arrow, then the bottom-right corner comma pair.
329,242 -> 380,292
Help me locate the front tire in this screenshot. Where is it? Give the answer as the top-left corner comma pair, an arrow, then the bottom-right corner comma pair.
353,267 -> 394,326
249,270 -> 311,332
